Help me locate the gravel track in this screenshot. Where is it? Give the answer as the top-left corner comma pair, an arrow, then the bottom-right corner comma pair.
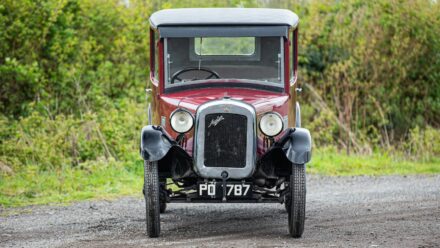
1,175 -> 439,247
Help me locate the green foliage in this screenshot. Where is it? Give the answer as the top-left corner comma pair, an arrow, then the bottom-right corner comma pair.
0,161 -> 143,207
1,0 -> 440,207
0,99 -> 145,207
298,0 -> 440,152
405,126 -> 440,162
309,147 -> 440,176
0,100 -> 145,172
0,0 -> 151,116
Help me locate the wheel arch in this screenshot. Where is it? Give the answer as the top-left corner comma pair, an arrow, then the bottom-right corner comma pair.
285,128 -> 312,164
140,125 -> 175,161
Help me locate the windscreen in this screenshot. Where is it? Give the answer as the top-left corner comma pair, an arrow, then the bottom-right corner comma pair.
165,37 -> 283,88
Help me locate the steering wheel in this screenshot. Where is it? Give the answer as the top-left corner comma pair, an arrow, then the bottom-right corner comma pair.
171,67 -> 220,84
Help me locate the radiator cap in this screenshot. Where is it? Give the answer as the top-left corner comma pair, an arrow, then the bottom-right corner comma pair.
221,171 -> 229,179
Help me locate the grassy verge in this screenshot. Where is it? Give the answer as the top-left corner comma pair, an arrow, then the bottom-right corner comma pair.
310,148 -> 440,176
1,150 -> 439,208
0,161 -> 143,208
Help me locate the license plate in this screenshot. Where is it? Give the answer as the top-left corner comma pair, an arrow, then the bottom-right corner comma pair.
198,182 -> 252,198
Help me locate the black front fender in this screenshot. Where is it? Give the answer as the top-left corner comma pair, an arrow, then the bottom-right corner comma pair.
284,128 -> 312,164
140,125 -> 176,161
262,128 -> 312,165
256,128 -> 312,179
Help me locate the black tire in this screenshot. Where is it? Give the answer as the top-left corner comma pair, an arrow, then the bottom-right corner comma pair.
159,183 -> 167,214
144,160 -> 160,238
288,163 -> 306,238
284,193 -> 291,213
159,200 -> 167,214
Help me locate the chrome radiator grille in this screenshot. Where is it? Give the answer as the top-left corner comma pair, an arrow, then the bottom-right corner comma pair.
194,99 -> 256,179
204,113 -> 247,168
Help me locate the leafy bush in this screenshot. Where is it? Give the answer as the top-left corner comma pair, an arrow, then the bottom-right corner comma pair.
0,0 -> 151,117
405,126 -> 440,162
298,0 -> 440,152
1,0 -> 440,207
0,100 -> 145,172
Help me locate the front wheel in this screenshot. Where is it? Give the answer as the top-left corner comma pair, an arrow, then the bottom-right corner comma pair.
159,182 -> 167,214
288,163 -> 306,238
144,160 -> 160,238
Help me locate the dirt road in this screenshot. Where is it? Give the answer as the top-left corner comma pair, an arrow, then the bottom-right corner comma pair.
1,175 -> 439,247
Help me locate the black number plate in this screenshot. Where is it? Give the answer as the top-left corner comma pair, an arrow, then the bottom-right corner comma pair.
198,182 -> 252,198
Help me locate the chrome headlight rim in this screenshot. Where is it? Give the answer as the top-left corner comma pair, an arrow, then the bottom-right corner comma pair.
259,111 -> 284,137
170,108 -> 194,133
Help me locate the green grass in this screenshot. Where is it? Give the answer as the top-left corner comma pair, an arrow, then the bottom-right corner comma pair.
0,161 -> 143,208
309,148 -> 440,175
1,150 -> 439,208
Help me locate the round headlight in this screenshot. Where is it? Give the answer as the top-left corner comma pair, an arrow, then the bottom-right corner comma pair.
259,112 -> 283,137
170,109 -> 194,133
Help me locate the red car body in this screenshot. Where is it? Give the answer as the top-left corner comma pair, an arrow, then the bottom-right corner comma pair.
140,8 -> 311,239
149,30 -> 298,154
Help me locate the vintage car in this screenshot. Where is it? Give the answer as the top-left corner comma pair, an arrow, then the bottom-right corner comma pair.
141,8 -> 312,238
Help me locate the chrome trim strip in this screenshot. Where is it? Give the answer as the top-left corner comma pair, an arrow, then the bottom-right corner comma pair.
164,38 -> 170,83
194,99 -> 257,179
280,37 -> 284,83
295,101 -> 301,128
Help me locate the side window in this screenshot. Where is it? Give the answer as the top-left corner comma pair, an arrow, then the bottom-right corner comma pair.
291,29 -> 298,82
290,31 -> 294,81
154,36 -> 159,80
150,29 -> 159,81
